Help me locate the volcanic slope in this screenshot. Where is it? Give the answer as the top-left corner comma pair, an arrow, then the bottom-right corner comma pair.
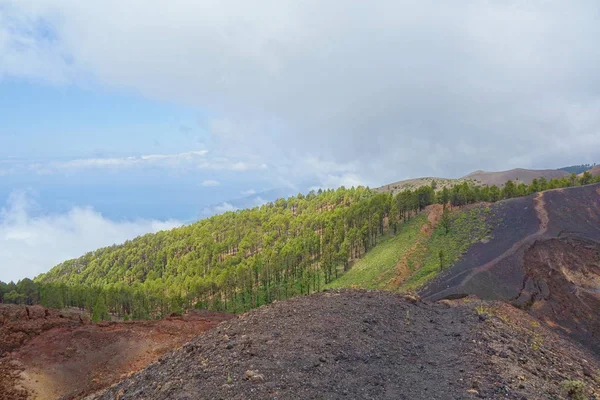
0,305 -> 232,400
92,290 -> 599,400
420,183 -> 600,352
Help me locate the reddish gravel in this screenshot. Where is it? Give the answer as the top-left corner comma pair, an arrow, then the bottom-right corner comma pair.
0,306 -> 232,400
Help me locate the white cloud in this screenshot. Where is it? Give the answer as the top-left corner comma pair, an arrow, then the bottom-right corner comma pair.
230,162 -> 250,172
253,197 -> 267,207
201,179 -> 220,187
0,191 -> 182,282
241,189 -> 256,196
202,202 -> 238,216
1,150 -> 270,175
52,150 -> 208,170
1,1 -> 600,185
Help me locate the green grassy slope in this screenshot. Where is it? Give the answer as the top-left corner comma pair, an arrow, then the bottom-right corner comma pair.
326,206 -> 492,293
401,206 -> 492,291
325,214 -> 427,290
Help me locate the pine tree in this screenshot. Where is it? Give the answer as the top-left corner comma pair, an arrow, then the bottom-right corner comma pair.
440,208 -> 451,234
92,295 -> 109,322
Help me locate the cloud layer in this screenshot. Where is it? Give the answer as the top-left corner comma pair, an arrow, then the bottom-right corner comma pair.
0,150 -> 270,177
0,191 -> 182,282
1,1 -> 600,186
201,179 -> 220,187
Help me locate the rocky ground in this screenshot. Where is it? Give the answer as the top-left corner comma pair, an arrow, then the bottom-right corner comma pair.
0,305 -> 232,400
93,290 -> 599,400
1,305 -> 86,400
421,184 -> 600,355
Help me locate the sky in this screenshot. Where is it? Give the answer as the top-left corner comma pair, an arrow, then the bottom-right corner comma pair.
1,0 -> 599,282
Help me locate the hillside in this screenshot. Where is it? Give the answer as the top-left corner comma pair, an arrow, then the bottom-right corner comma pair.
420,183 -> 600,353
462,168 -> 570,186
376,176 -> 466,195
91,290 -> 600,400
323,213 -> 430,290
560,163 -> 596,174
32,187 -> 396,317
2,181 -> 600,399
324,204 -> 493,292
584,165 -> 600,177
377,167 -> 570,194
1,170 -> 597,323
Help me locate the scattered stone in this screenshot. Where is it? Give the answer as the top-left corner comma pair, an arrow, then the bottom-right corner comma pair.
244,370 -> 265,383
583,364 -> 596,379
85,290 -> 600,400
402,294 -> 420,304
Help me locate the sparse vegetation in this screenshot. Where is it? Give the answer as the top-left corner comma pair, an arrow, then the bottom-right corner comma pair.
561,380 -> 586,400
325,215 -> 427,290
439,207 -> 451,234
530,333 -> 543,351
497,312 -> 510,324
475,305 -> 493,316
401,206 -> 492,291
559,163 -> 596,175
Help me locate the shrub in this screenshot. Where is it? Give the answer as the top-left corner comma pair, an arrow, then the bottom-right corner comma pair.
561,380 -> 586,400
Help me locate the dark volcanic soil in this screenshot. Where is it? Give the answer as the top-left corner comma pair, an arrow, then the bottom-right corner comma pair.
419,183 -> 600,356
92,290 -> 599,400
420,184 -> 600,303
516,236 -> 600,353
420,193 -> 542,301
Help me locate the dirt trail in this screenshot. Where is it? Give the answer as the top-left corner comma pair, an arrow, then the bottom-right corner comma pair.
387,204 -> 442,289
456,192 -> 549,287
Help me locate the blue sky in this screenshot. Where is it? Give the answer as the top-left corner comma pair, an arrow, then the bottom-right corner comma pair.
1,0 -> 599,282
0,80 -> 203,159
0,80 -> 293,282
0,79 -> 288,217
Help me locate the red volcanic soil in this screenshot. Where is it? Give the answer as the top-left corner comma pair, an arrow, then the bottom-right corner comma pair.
420,183 -> 600,352
0,306 -> 232,400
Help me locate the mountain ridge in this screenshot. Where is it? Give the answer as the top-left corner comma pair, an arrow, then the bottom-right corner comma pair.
377,167 -> 572,194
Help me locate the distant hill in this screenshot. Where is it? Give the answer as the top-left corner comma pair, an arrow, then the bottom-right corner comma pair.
560,163 -> 596,174
377,168 -> 570,194
461,168 -> 569,186
582,165 -> 600,177
375,176 -> 467,195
